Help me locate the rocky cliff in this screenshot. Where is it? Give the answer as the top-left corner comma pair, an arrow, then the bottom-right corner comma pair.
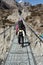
25,4 -> 43,34
0,0 -> 43,33
0,0 -> 18,9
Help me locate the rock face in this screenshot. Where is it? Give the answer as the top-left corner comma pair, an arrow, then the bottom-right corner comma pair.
0,0 -> 17,9
3,0 -> 17,8
18,2 -> 31,10
0,0 -> 19,25
25,4 -> 43,34
7,9 -> 20,23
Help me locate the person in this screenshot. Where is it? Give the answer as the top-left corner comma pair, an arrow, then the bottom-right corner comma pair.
18,19 -> 26,35
18,19 -> 26,47
18,9 -> 22,15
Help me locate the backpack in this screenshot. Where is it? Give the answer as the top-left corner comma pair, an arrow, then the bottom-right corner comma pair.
18,30 -> 25,36
16,24 -> 19,35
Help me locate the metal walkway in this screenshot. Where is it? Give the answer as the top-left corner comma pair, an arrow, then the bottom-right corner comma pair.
4,36 -> 37,65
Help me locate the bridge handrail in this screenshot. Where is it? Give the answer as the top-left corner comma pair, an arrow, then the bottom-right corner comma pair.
22,17 -> 43,43
26,23 -> 43,43
0,25 -> 14,35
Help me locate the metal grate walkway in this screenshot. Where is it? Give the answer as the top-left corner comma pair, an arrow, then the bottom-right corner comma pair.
4,36 -> 37,65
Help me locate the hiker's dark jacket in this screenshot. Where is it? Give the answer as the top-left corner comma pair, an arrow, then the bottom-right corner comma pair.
18,20 -> 26,35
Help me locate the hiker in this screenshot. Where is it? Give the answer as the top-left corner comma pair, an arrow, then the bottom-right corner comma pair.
18,19 -> 26,47
18,9 -> 22,15
18,19 -> 26,35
